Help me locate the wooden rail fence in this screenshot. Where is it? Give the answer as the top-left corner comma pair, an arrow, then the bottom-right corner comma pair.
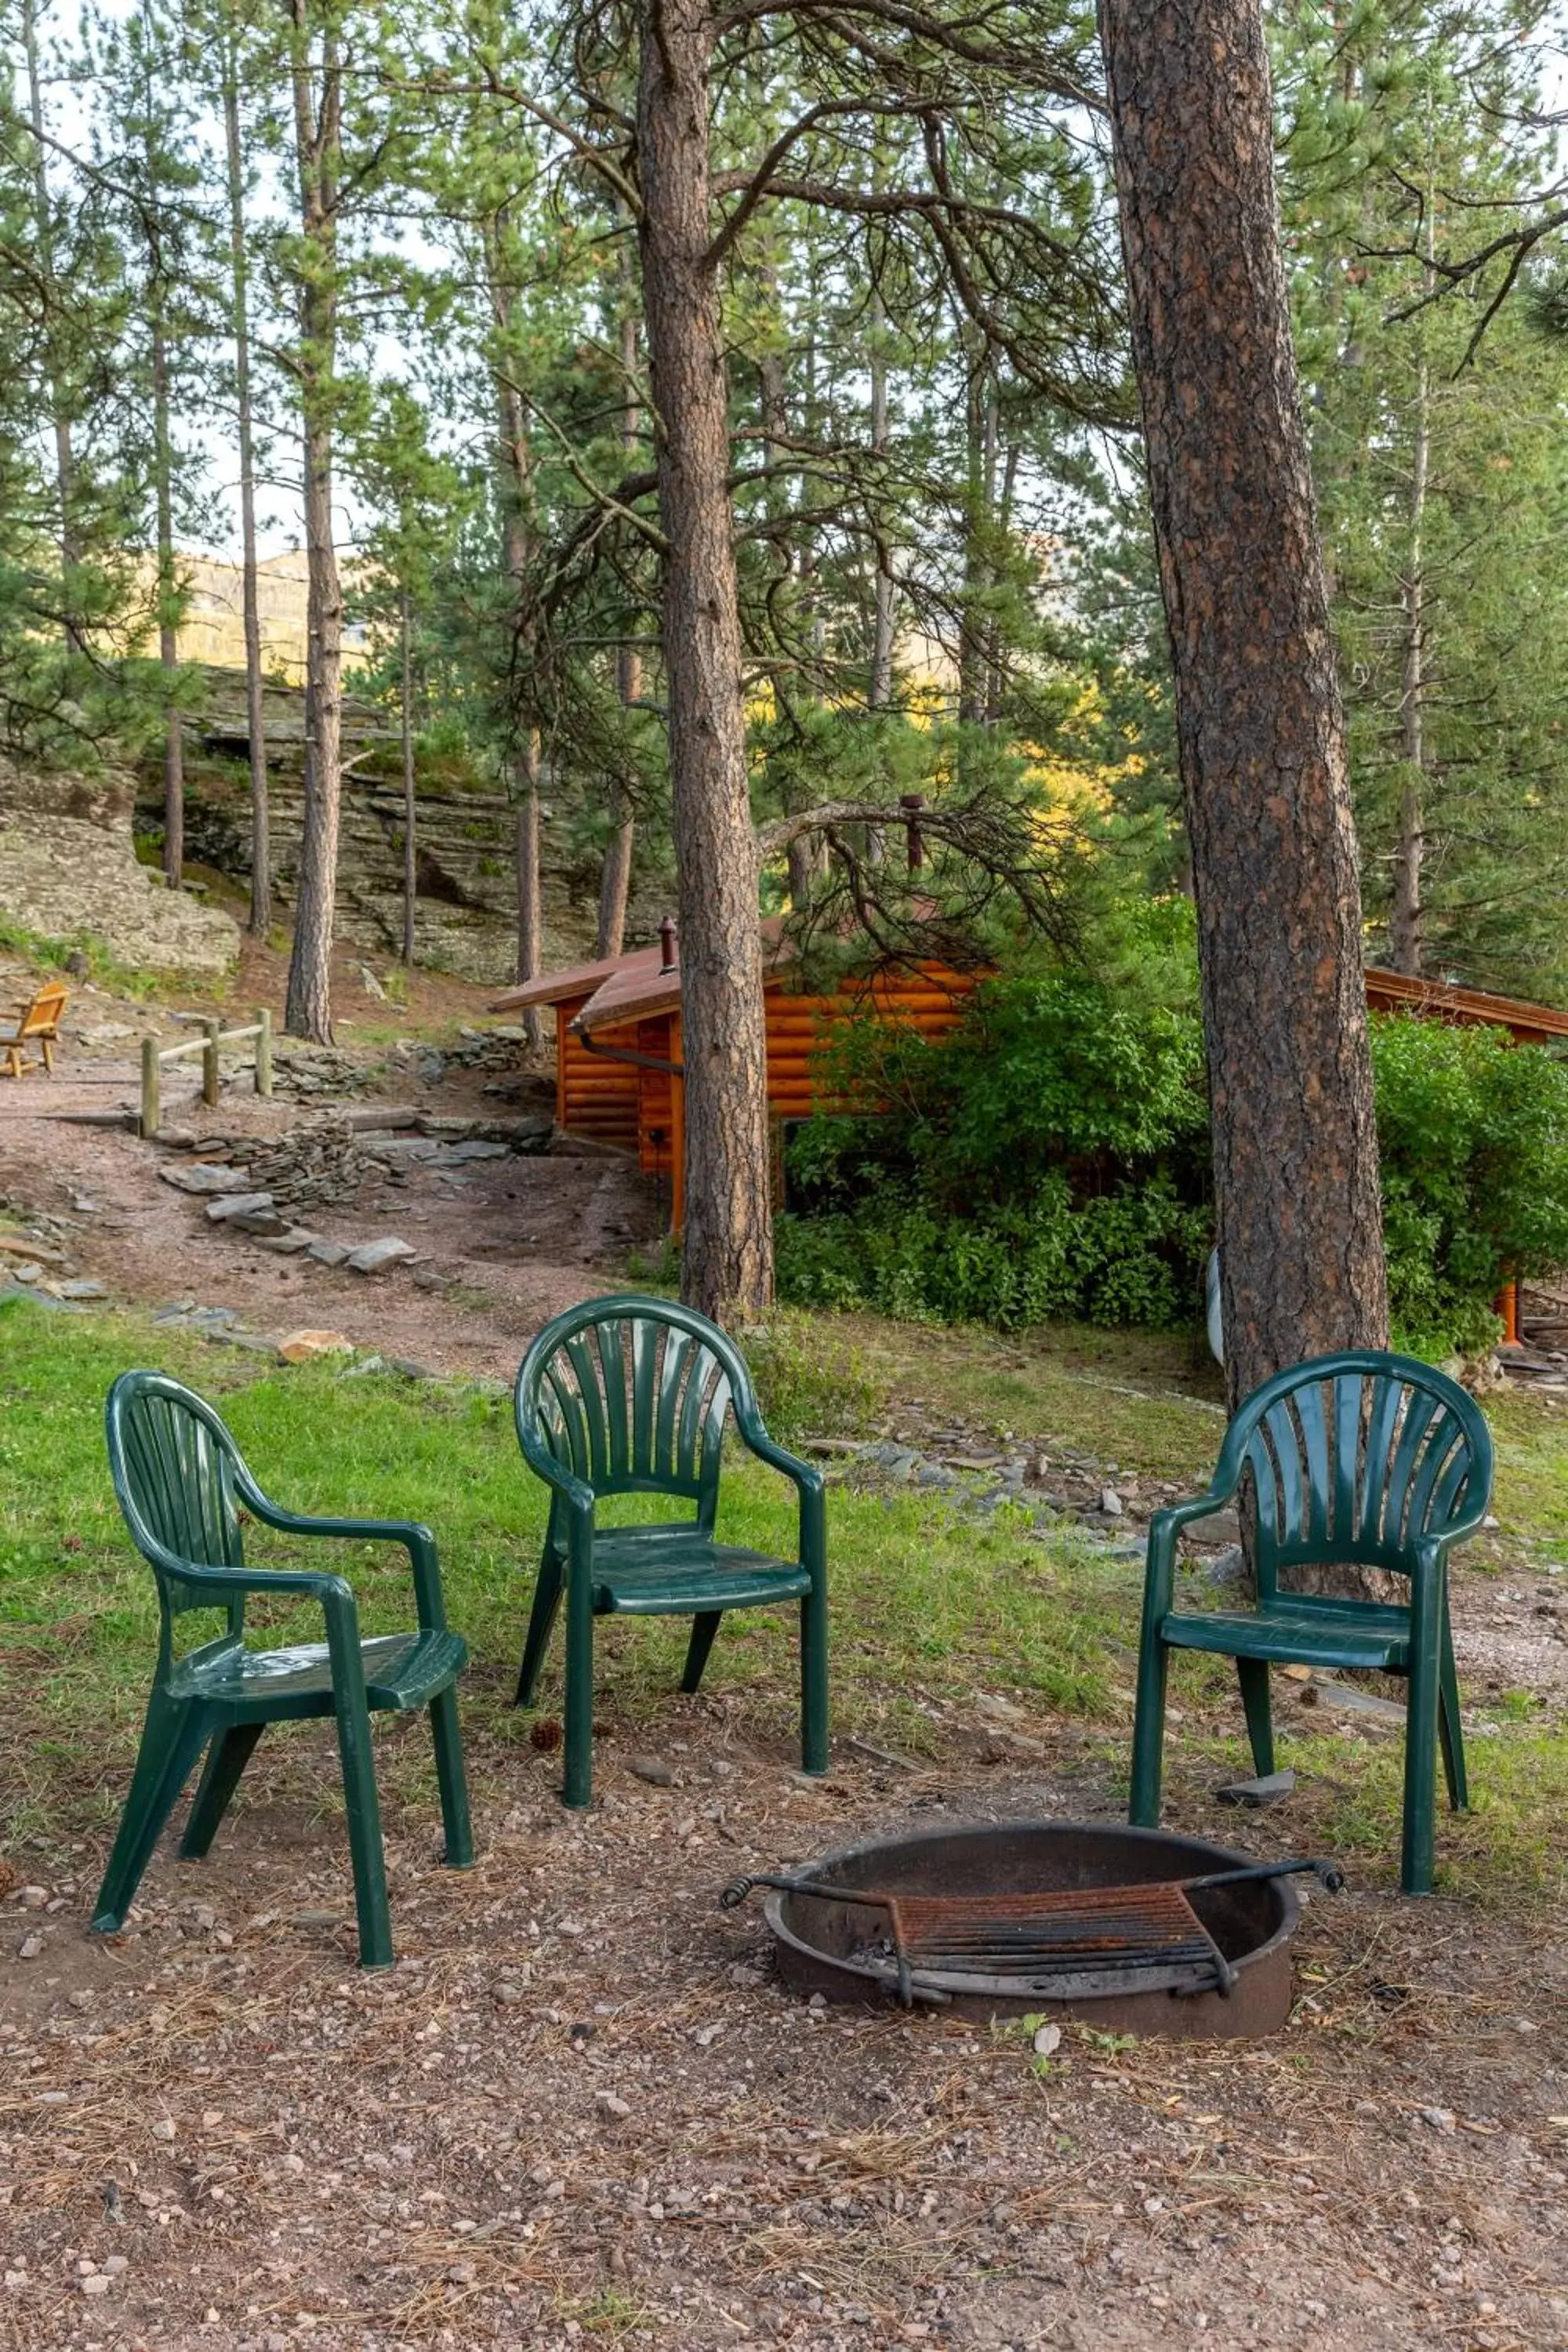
140,1008 -> 273,1138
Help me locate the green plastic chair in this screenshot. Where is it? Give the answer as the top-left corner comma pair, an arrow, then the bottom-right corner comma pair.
1130,1350 -> 1494,1894
92,1370 -> 474,1968
514,1294 -> 829,1808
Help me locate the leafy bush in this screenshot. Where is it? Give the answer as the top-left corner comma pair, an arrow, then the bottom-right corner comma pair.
779,964 -> 1568,1354
780,970 -> 1212,1331
1371,1015 -> 1568,1355
737,1310 -> 884,1440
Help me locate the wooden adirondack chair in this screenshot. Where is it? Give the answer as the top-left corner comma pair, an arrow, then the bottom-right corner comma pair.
1129,1351 -> 1494,1894
0,980 -> 67,1078
93,1370 -> 474,1967
514,1295 -> 829,1808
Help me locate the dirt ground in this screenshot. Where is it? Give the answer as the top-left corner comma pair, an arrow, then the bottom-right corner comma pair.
3,965 -> 1568,2351
0,957 -> 665,1377
3,1726 -> 1566,2352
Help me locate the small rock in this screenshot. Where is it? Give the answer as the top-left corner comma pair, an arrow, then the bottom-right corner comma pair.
51,1278 -> 107,1299
692,2023 -> 723,2049
627,1755 -> 675,1788
71,1192 -> 100,1213
278,1329 -> 356,1364
445,2260 -> 476,2285
160,1163 -> 253,1196
17,1933 -> 42,1958
13,1885 -> 48,1907
346,1237 -> 416,1273
151,2118 -> 176,2141
306,1240 -> 350,1267
256,1229 -> 318,1254
495,1981 -> 528,2007
1099,1486 -> 1124,1517
1033,2023 -> 1062,2058
1419,2107 -> 1457,2132
595,2089 -> 632,2118
205,1192 -> 280,1226
81,2274 -> 112,2297
8,1261 -> 43,1283
1215,1768 -> 1297,1809
1186,1505 -> 1243,1546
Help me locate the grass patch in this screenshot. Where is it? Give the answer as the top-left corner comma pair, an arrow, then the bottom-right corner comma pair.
3,1294 -> 1566,1913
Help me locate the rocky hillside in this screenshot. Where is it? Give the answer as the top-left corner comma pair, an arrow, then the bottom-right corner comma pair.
0,758 -> 238,977
137,670 -> 666,985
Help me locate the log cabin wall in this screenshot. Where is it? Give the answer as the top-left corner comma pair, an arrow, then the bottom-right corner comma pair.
764,966 -> 977,1118
555,995 -> 641,1151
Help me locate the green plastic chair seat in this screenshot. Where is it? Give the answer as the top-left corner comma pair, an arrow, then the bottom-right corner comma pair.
1159,1599 -> 1414,1671
1128,1350 -> 1494,1896
590,1529 -> 812,1615
172,1628 -> 470,1718
514,1296 -> 829,1806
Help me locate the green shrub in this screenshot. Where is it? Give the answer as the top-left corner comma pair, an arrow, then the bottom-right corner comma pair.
737,1310 -> 884,1440
1371,1014 -> 1568,1354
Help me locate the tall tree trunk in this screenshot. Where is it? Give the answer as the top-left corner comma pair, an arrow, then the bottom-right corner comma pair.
21,0 -> 80,648
283,4 -> 343,1045
1100,0 -> 1388,1415
1390,209 -> 1435,981
151,307 -> 183,887
495,361 -> 543,1046
514,729 -> 542,1020
143,75 -> 183,891
869,325 -> 895,714
637,0 -> 773,1319
597,295 -> 640,958
401,588 -> 416,965
1389,350 -> 1428,978
223,16 -> 270,934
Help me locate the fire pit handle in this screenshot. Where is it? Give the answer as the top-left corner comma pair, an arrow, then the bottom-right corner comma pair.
720,1871 -> 887,1911
1182,1857 -> 1345,1896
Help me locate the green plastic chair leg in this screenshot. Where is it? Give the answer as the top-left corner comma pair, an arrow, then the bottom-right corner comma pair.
800,1586 -> 829,1775
1438,1639 -> 1468,1813
515,1551 -> 564,1708
92,1700 -> 211,1932
429,1688 -> 475,1867
681,1610 -> 723,1695
1128,1639 -> 1169,1827
562,1570 -> 595,1809
331,1691 -> 394,1967
1401,1578 -> 1443,1896
1236,1658 -> 1276,1777
180,1723 -> 266,1859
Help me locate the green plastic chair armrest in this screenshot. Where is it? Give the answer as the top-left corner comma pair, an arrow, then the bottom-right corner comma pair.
731,1406 -> 826,1574
514,1424 -> 597,1521
230,1468 -> 448,1628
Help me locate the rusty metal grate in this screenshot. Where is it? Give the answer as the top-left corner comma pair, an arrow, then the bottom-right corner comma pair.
878,1880 -> 1232,1994
721,1855 -> 1343,2006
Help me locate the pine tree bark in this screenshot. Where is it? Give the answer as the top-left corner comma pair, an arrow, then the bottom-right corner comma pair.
22,0 -> 81,648
1099,0 -> 1388,1412
223,16 -> 270,934
597,299 -> 641,959
283,3 -> 343,1046
495,360 -> 544,1046
1389,354 -> 1428,978
401,589 -> 417,965
637,0 -> 773,1319
143,71 -> 183,891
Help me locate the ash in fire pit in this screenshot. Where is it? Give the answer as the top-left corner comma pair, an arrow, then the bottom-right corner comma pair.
727,1820 -> 1336,2040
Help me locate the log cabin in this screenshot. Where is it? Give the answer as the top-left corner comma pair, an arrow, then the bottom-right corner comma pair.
492,915 -> 978,1229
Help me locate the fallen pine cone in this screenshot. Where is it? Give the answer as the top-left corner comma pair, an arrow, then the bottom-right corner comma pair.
529,1719 -> 563,1754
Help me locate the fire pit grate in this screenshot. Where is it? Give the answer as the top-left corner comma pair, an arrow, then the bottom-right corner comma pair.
726,1822 -> 1342,2038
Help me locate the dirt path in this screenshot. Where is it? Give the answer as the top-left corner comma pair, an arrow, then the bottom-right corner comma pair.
0,1019 -> 665,1381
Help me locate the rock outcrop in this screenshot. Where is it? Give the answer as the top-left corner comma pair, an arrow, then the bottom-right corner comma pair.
0,760 -> 239,977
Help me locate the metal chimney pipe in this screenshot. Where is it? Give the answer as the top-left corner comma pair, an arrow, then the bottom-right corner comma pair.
659,914 -> 678,973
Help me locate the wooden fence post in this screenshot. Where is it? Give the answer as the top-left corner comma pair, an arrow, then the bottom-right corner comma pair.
255,1006 -> 273,1098
202,1018 -> 221,1109
140,1037 -> 160,1140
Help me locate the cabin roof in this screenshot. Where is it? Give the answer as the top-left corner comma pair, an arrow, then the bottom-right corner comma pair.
488,946 -> 657,1014
1363,966 -> 1568,1044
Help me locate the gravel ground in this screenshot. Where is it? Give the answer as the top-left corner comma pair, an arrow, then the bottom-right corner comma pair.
3,1714 -> 1567,2352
